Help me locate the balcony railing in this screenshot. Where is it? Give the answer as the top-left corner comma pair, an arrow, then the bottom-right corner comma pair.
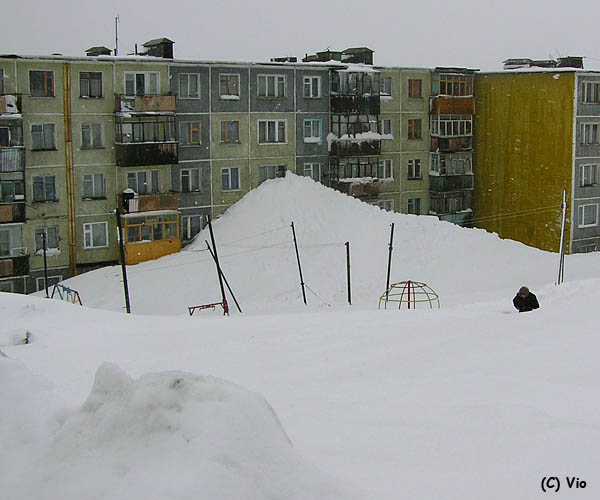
431,137 -> 473,153
119,193 -> 179,214
330,139 -> 381,157
0,94 -> 22,114
115,142 -> 178,167
430,96 -> 475,115
115,95 -> 176,114
430,175 -> 474,192
334,180 -> 381,198
0,202 -> 26,223
0,147 -> 25,172
330,94 -> 380,114
0,253 -> 29,277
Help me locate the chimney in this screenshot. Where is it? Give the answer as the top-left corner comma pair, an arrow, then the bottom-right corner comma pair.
86,46 -> 112,57
142,38 -> 174,59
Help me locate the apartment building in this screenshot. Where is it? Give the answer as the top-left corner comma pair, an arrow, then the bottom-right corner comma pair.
473,59 -> 600,253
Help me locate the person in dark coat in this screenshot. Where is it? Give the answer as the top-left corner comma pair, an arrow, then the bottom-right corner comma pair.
513,286 -> 539,312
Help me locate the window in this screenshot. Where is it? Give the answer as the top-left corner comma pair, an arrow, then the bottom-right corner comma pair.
127,170 -> 159,195
182,215 -> 204,240
0,68 -> 3,94
117,118 -> 176,143
258,120 -> 286,143
582,82 -> 600,103
380,77 -> 392,96
580,243 -> 597,253
302,162 -> 320,181
258,165 -> 286,184
578,204 -> 598,227
408,79 -> 422,99
430,152 -> 472,175
124,72 -> 159,97
258,74 -> 286,97
303,119 -> 321,143
0,127 -> 9,147
0,280 -> 13,293
32,175 -> 57,202
181,168 -> 202,192
30,70 -> 54,97
407,119 -> 422,139
220,120 -> 240,144
82,173 -> 105,199
0,180 -> 24,202
34,226 -> 59,253
83,222 -> 108,249
430,114 -> 473,137
581,164 -> 599,187
36,275 -> 61,292
434,73 -> 473,96
221,167 -> 240,191
408,198 -> 422,215
179,73 -> 200,99
180,121 -> 201,146
377,159 -> 393,179
303,76 -> 320,98
408,159 -> 422,179
372,199 -> 394,212
80,72 -> 102,98
581,123 -> 599,145
31,123 -> 56,150
380,119 -> 392,136
219,74 -> 240,99
81,123 -> 103,149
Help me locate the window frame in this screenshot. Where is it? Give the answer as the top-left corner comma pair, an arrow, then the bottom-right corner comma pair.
408,197 -> 422,215
408,159 -> 423,180
182,214 -> 204,240
257,74 -> 286,98
31,123 -> 56,151
36,275 -> 62,292
32,175 -> 57,203
377,159 -> 393,179
219,73 -> 241,99
380,76 -> 392,96
380,119 -> 392,136
124,71 -> 160,97
180,168 -> 202,193
179,121 -> 202,146
79,71 -> 103,98
303,76 -> 321,98
303,119 -> 322,143
578,203 -> 599,228
408,79 -> 423,99
258,165 -> 286,185
82,173 -> 106,200
258,119 -> 287,144
0,68 -> 4,95
81,122 -> 104,149
221,166 -> 240,191
302,162 -> 321,181
178,73 -> 201,99
83,221 -> 109,249
582,81 -> 600,103
407,119 -> 422,140
220,120 -> 240,144
581,123 -> 600,145
29,70 -> 55,97
580,164 -> 599,187
34,226 -> 59,253
127,170 -> 160,195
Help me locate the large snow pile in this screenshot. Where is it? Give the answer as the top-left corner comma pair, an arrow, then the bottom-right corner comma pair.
5,360 -> 358,500
59,174 -> 600,315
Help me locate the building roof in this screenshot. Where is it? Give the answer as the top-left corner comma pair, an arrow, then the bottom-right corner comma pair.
143,38 -> 174,47
86,46 -> 112,53
343,47 -> 374,54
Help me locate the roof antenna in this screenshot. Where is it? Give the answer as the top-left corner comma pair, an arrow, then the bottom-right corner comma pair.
114,15 -> 119,56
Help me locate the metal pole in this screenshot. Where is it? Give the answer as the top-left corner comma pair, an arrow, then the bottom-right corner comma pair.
42,232 -> 49,298
557,190 -> 567,285
291,222 -> 307,305
345,241 -> 351,305
205,240 -> 242,314
384,223 -> 395,308
115,208 -> 131,313
207,215 -> 228,315
114,15 -> 119,56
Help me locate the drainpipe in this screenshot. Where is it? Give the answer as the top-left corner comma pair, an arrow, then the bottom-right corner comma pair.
63,63 -> 77,277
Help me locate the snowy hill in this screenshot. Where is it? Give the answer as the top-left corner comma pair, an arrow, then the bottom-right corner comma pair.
57,174 -> 600,315
4,174 -> 600,499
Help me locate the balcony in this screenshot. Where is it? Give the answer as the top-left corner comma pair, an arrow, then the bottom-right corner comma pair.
431,137 -> 473,153
119,193 -> 179,214
0,253 -> 29,277
0,202 -> 26,223
430,175 -> 474,192
115,95 -> 176,114
0,147 -> 25,172
115,142 -> 178,167
331,94 -> 380,114
430,96 -> 475,115
330,138 -> 381,157
0,94 -> 21,115
336,180 -> 381,198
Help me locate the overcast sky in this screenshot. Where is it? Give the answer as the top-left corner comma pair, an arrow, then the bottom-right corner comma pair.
4,0 -> 600,71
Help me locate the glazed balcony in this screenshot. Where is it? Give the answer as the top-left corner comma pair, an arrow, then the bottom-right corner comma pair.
430,96 -> 475,115
430,175 -> 474,193
115,142 -> 178,167
0,94 -> 22,115
431,136 -> 473,153
0,202 -> 26,223
0,253 -> 29,278
0,147 -> 25,172
118,193 -> 179,214
330,94 -> 380,114
115,94 -> 176,114
330,138 -> 381,157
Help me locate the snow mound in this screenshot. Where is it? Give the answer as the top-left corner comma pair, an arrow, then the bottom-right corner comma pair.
15,363 -> 358,500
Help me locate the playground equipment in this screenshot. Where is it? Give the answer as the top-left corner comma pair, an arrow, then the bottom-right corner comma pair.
51,284 -> 83,306
379,280 -> 440,310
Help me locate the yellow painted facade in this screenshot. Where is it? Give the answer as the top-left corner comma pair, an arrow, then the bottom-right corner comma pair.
473,72 -> 574,252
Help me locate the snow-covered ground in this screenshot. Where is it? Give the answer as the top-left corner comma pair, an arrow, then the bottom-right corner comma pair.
2,175 -> 599,499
